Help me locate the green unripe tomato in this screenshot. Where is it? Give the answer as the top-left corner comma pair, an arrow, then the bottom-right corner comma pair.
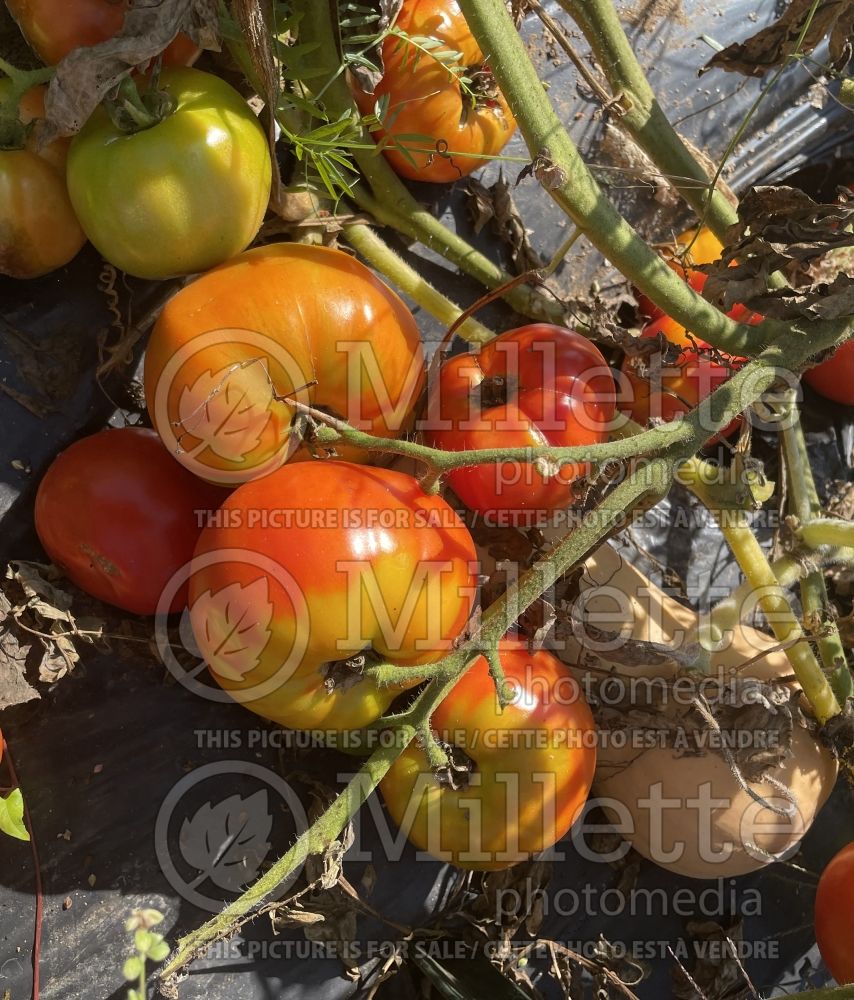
67,68 -> 272,280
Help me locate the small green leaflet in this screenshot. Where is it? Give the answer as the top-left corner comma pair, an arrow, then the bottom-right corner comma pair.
0,788 -> 29,842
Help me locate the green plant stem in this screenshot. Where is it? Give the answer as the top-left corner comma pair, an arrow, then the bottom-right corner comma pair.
457,0 -> 852,356
682,456 -> 841,724
557,0 -> 738,239
707,546 -> 854,636
159,457 -> 670,985
342,223 -> 496,343
295,1 -> 568,326
159,730 -> 412,985
782,399 -> 852,703
800,519 -> 854,549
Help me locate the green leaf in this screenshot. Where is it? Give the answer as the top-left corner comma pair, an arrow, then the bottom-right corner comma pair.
134,929 -> 153,954
0,788 -> 29,841
123,956 -> 143,982
841,78 -> 854,107
148,938 -> 170,963
127,989 -> 142,1000
411,952 -> 534,1000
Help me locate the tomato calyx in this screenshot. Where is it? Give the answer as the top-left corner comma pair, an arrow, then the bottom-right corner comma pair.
320,648 -> 384,695
430,739 -> 476,790
472,373 -> 518,409
105,74 -> 175,134
465,63 -> 505,116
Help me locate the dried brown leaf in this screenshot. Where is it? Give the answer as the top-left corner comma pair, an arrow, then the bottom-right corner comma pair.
704,0 -> 854,76
41,0 -> 219,141
0,594 -> 38,712
465,173 -> 545,275
699,185 -> 854,321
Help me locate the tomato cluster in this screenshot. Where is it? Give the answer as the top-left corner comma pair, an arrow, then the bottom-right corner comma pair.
23,0 -> 841,897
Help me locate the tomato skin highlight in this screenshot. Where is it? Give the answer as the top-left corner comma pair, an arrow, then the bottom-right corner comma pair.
34,427 -> 226,615
188,461 -> 478,732
5,0 -> 197,66
352,0 -> 516,182
815,841 -> 854,984
66,68 -> 271,280
0,83 -> 85,279
380,640 -> 596,869
143,242 -> 425,485
426,324 -> 615,519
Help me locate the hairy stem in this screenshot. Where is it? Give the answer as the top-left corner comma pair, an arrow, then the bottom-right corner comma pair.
683,456 -> 841,724
296,1 -> 567,325
457,0 -> 850,356
159,732 -> 411,985
557,0 -> 738,238
782,399 -> 852,703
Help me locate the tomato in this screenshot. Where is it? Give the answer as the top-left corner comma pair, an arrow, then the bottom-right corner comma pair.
0,83 -> 85,278
815,842 -> 854,984
34,427 -> 225,614
66,68 -> 271,280
352,0 -> 515,182
187,461 -> 478,731
803,339 -> 854,405
6,0 -> 197,66
635,227 -> 725,320
380,639 -> 596,869
426,324 -> 615,521
621,272 -> 761,442
143,242 -> 425,485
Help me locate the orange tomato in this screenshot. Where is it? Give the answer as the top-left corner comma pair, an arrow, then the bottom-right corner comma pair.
143,243 -> 425,484
352,0 -> 515,182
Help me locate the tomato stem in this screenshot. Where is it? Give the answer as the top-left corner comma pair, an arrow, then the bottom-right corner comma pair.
456,0 -> 838,356
291,0 -> 569,326
707,546 -> 854,637
554,0 -> 739,240
682,455 -> 842,725
106,77 -> 173,134
0,58 -> 54,150
781,394 -> 853,704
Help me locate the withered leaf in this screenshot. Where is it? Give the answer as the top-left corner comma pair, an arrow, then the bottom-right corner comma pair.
0,594 -> 38,712
465,173 -> 545,275
699,186 -> 854,321
42,0 -> 219,141
703,0 -> 854,77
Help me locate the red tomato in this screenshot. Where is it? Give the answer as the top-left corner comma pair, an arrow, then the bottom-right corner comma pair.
0,82 -> 85,278
621,272 -> 761,443
34,428 -> 225,614
803,340 -> 854,405
5,0 -> 197,66
426,324 -> 615,520
352,0 -> 515,181
144,243 -> 424,484
815,841 -> 854,984
380,639 -> 596,869
188,461 -> 478,731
